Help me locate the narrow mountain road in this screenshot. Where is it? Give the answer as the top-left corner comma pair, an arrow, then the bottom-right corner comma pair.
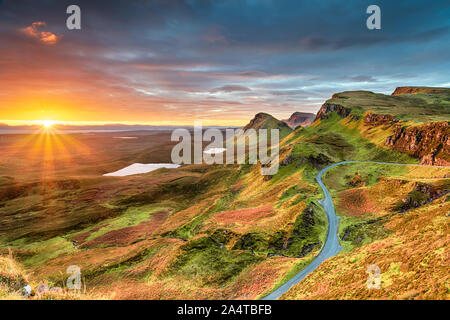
263,160 -> 449,300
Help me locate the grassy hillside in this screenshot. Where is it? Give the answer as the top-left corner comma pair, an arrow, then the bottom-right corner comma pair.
281,164 -> 450,299
325,88 -> 450,123
0,251 -> 102,300
243,112 -> 293,140
0,87 -> 448,300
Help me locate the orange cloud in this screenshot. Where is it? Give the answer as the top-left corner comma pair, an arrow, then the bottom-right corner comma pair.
22,21 -> 62,45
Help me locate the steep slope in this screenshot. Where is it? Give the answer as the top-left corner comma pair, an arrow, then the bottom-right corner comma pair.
281,163 -> 450,300
243,112 -> 292,139
313,89 -> 449,165
385,121 -> 449,165
0,253 -> 98,299
315,88 -> 450,123
283,112 -> 316,129
1,87 -> 448,301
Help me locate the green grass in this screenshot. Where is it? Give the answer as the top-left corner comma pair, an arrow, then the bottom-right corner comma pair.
276,185 -> 314,208
321,162 -> 410,252
259,254 -> 316,299
338,215 -> 392,253
327,90 -> 450,123
322,162 -> 409,194
168,236 -> 262,286
259,202 -> 328,298
279,203 -> 326,257
85,246 -> 163,282
80,205 -> 167,242
167,191 -> 236,240
269,112 -> 416,190
232,202 -> 327,258
2,88 -> 448,298
243,113 -> 293,140
162,166 -> 247,240
3,236 -> 76,268
304,114 -> 418,163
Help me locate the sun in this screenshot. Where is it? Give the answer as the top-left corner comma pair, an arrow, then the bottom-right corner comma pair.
40,120 -> 57,128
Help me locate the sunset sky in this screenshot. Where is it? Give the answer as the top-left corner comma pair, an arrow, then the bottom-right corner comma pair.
1,0 -> 449,126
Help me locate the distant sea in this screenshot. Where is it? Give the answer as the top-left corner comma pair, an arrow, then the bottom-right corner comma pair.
0,125 -> 240,134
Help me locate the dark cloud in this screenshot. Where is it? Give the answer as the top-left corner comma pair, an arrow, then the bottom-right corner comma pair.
236,71 -> 269,78
0,0 -> 449,124
299,36 -> 332,51
341,75 -> 378,83
210,85 -> 251,93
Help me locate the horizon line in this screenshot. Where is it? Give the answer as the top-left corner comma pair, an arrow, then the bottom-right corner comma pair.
0,120 -> 249,127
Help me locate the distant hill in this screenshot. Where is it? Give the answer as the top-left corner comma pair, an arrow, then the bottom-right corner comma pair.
392,86 -> 450,96
242,112 -> 293,139
283,112 -> 316,129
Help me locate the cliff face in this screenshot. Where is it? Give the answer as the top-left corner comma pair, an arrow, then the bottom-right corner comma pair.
385,121 -> 450,165
311,90 -> 450,166
392,86 -> 449,96
364,112 -> 399,126
283,112 -> 316,129
314,103 -> 351,121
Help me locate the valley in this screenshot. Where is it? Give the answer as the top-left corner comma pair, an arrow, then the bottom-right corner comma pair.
0,87 -> 448,300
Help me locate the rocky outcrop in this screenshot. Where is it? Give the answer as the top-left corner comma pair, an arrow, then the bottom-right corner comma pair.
283,112 -> 316,129
385,121 -> 449,165
392,86 -> 449,96
310,90 -> 449,166
364,112 -> 399,126
393,182 -> 449,213
243,112 -> 291,131
279,148 -> 332,170
314,103 -> 351,121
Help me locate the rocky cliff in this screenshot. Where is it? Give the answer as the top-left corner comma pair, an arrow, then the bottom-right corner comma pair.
314,103 -> 351,121
363,112 -> 399,126
283,112 -> 316,129
306,89 -> 450,166
391,86 -> 449,96
385,121 -> 449,165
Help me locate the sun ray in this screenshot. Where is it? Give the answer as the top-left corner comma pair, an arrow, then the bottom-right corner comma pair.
1,123 -> 99,180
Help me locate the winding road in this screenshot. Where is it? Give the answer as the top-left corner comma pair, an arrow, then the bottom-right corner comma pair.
263,160 -> 449,300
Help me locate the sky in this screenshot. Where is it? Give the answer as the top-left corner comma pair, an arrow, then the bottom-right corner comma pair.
0,0 -> 449,126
